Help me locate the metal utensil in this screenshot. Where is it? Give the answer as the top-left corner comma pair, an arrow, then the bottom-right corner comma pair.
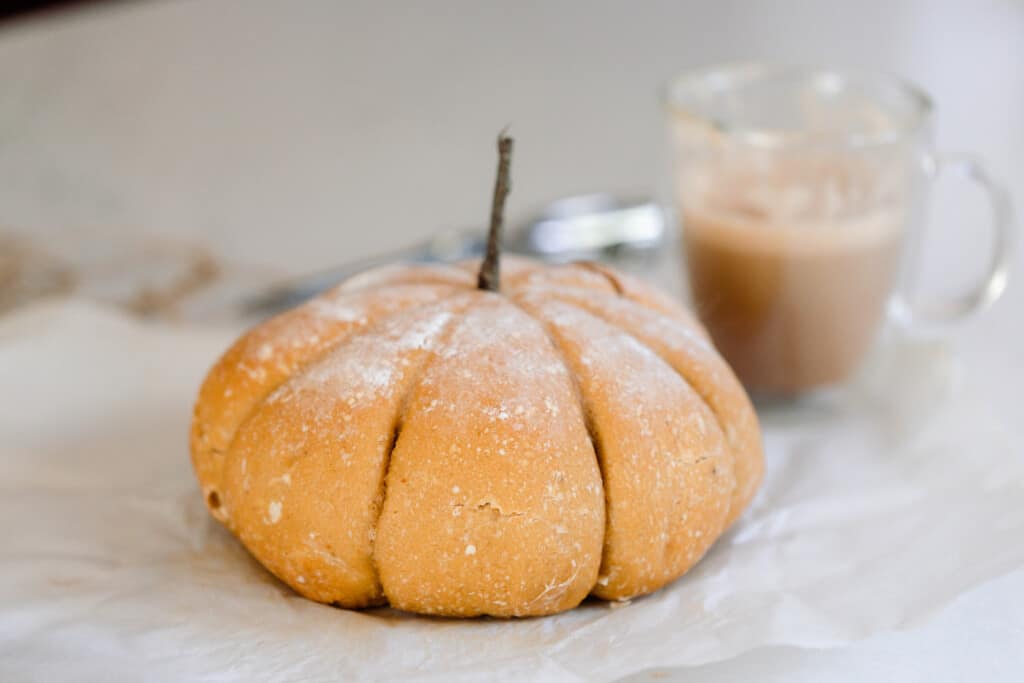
243,194 -> 667,316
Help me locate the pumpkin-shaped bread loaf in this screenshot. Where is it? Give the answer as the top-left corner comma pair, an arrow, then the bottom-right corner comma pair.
190,256 -> 763,617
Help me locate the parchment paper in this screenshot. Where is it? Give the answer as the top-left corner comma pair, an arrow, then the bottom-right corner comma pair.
2,300 -> 1022,682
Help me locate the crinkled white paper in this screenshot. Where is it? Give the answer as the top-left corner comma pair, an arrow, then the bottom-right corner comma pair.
2,301 -> 1022,682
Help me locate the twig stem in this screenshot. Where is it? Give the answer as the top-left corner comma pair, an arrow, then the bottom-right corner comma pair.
477,132 -> 514,292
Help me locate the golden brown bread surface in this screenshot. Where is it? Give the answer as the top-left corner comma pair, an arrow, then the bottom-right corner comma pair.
191,257 -> 763,617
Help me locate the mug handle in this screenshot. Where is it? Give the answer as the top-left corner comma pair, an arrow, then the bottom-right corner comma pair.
892,151 -> 1014,326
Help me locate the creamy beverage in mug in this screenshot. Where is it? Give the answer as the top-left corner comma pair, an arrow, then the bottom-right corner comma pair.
681,154 -> 906,393
665,65 -> 1011,395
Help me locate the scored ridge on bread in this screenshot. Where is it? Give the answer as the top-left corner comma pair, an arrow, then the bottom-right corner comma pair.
532,286 -> 763,523
513,295 -> 735,600
190,282 -> 463,516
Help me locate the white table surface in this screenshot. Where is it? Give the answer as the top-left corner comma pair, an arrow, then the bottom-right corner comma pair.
1,1 -> 1021,680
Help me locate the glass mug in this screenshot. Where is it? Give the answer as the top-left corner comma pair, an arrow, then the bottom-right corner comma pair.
664,64 -> 1012,395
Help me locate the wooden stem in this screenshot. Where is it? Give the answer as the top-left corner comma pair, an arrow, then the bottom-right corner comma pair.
477,132 -> 514,292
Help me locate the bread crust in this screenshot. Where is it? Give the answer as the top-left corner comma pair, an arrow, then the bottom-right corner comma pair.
191,258 -> 763,616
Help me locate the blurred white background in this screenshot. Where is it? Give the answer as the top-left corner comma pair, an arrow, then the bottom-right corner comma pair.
0,2 -> 1021,680
0,0 -> 1020,269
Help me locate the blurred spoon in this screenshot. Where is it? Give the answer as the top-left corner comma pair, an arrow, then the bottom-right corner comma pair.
242,194 -> 666,316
